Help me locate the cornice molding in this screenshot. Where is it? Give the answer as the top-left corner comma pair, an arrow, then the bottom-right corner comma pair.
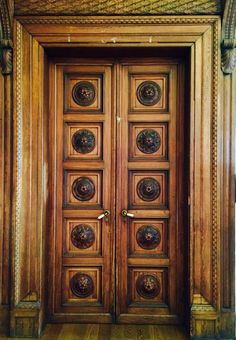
221,0 -> 236,74
0,0 -> 13,75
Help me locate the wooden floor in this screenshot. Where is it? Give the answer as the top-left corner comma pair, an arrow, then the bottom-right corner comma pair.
1,324 -> 189,340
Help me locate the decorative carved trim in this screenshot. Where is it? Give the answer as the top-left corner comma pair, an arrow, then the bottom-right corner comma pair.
12,16 -> 222,338
14,21 -> 23,305
14,0 -> 222,16
17,16 -> 219,25
0,0 -> 13,74
191,294 -> 216,312
221,0 -> 236,74
212,20 -> 219,308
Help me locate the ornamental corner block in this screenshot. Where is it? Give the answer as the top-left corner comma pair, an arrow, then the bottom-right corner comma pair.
221,0 -> 236,74
0,0 -> 13,75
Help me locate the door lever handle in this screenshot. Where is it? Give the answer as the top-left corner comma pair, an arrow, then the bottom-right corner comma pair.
121,209 -> 134,218
97,209 -> 110,220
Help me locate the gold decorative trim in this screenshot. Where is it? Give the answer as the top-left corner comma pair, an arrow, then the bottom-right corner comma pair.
17,16 -> 219,25
14,21 -> 23,305
212,20 -> 219,308
14,0 -> 222,16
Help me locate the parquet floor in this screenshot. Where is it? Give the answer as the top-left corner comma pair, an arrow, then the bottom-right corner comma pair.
0,324 -> 189,340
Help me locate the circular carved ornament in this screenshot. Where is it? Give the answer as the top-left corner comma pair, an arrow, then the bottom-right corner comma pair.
136,129 -> 161,154
72,81 -> 96,106
136,274 -> 160,299
137,177 -> 161,201
71,224 -> 95,249
136,81 -> 161,106
136,225 -> 161,250
70,273 -> 94,298
72,129 -> 96,154
72,177 -> 95,201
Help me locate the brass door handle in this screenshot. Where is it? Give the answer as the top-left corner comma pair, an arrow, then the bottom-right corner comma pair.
97,209 -> 110,220
121,209 -> 134,218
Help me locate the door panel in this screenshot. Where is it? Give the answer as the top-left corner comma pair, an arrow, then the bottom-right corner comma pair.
116,62 -> 185,323
48,59 -> 185,324
49,63 -> 114,322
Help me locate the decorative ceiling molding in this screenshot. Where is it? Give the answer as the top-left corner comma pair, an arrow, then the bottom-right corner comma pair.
0,0 -> 13,75
14,0 -> 222,16
221,0 -> 236,74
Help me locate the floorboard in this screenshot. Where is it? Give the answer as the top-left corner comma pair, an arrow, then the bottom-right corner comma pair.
0,324 -> 189,340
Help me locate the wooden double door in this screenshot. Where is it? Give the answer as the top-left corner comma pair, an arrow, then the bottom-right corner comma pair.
48,57 -> 187,324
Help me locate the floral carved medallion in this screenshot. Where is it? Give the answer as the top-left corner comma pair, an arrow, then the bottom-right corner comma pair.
72,81 -> 96,106
137,177 -> 161,201
71,224 -> 95,249
72,129 -> 96,154
136,129 -> 161,154
136,81 -> 161,106
72,177 -> 95,201
136,225 -> 161,249
70,273 -> 94,298
136,274 -> 160,299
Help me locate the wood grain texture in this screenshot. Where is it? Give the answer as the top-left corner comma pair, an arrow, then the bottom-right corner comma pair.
48,63 -> 114,322
116,61 -> 186,324
0,323 -> 188,339
14,0 -> 222,15
9,16 -> 234,339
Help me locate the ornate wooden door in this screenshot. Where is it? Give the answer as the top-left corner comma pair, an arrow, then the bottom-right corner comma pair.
116,61 -> 186,324
48,58 -> 186,324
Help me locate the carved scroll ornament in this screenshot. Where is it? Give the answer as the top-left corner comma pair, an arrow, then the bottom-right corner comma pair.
0,0 -> 12,75
221,0 -> 236,74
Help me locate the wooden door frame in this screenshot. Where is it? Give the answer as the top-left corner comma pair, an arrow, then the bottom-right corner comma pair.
9,15 -> 234,338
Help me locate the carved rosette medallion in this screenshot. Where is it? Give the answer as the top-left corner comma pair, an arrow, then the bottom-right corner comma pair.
71,224 -> 95,249
136,129 -> 161,154
136,274 -> 160,299
136,81 -> 161,106
72,81 -> 96,106
136,225 -> 161,249
72,177 -> 95,201
70,273 -> 94,298
72,129 -> 96,154
137,177 -> 161,201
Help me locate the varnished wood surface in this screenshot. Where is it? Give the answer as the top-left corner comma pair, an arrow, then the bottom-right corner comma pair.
0,324 -> 189,340
8,16 -> 234,338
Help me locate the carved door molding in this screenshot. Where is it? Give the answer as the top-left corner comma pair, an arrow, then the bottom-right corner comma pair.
0,14 -> 233,339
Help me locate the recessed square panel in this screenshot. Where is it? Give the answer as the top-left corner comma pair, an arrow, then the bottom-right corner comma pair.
130,74 -> 168,112
129,171 -> 168,209
128,268 -> 168,306
64,171 -> 102,208
64,123 -> 103,160
129,123 -> 168,160
63,219 -> 102,256
64,73 -> 103,113
129,219 -> 168,257
63,267 -> 102,305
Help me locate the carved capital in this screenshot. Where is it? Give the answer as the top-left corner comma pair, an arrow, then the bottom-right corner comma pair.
0,0 -> 13,75
221,0 -> 236,74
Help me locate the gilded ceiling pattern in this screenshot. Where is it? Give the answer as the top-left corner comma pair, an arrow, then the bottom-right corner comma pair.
14,0 -> 222,15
